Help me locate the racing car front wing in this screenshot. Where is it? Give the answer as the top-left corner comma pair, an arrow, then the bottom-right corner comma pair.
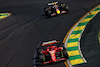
41,58 -> 66,64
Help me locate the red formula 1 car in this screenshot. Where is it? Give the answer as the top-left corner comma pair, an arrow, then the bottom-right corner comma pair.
37,40 -> 68,65
44,1 -> 69,17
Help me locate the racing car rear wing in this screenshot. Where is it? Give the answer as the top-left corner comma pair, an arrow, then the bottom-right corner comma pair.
48,1 -> 58,6
41,40 -> 59,46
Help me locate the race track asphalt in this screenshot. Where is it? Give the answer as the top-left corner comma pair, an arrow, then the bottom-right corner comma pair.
0,0 -> 100,67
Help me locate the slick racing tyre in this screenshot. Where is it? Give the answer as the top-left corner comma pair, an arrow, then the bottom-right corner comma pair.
44,8 -> 49,16
61,48 -> 68,59
38,53 -> 45,63
47,10 -> 51,18
60,3 -> 69,13
44,7 -> 52,18
64,6 -> 69,13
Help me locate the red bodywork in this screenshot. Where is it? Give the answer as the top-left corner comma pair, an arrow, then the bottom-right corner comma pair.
41,45 -> 66,64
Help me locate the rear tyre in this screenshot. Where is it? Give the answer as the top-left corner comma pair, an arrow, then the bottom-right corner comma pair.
44,8 -> 49,16
38,53 -> 45,63
61,48 -> 68,59
60,3 -> 69,13
47,10 -> 51,18
64,6 -> 69,13
44,7 -> 52,18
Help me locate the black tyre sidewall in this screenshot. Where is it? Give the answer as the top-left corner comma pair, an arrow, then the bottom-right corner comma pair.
62,48 -> 68,59
47,10 -> 51,17
64,6 -> 69,12
38,53 -> 45,63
